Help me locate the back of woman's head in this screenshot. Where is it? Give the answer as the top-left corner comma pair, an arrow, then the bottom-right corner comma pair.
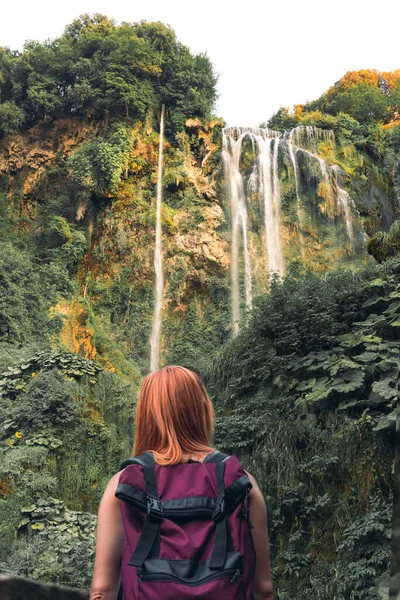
133,365 -> 215,465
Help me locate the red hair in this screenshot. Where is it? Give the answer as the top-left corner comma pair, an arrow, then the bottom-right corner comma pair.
133,366 -> 214,465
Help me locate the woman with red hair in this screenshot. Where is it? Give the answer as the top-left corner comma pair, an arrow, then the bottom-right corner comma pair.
90,365 -> 274,600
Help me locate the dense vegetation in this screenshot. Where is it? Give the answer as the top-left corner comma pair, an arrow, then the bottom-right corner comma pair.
0,16 -> 399,599
268,69 -> 400,255
207,258 -> 398,599
0,14 -> 217,138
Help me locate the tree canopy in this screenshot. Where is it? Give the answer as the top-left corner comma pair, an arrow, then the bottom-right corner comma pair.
0,15 -> 218,138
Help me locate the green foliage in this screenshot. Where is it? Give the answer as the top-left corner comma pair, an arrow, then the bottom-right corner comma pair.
266,107 -> 298,131
0,243 -> 68,344
0,101 -> 24,135
39,216 -> 88,272
0,349 -> 136,584
368,218 -> 400,262
68,125 -> 131,195
8,498 -> 96,588
207,259 -> 397,599
0,349 -> 102,397
0,15 -> 217,138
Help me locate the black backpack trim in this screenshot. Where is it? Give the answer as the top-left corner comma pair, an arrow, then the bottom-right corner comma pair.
116,476 -> 251,518
127,452 -> 162,568
118,449 -> 229,471
137,551 -> 243,585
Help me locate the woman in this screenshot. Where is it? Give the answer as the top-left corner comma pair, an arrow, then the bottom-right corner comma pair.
90,365 -> 274,600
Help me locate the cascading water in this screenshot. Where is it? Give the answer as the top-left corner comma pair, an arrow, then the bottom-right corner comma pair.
287,130 -> 305,251
289,130 -> 356,249
222,129 -> 254,334
332,166 -> 355,250
150,105 -> 165,372
257,135 -> 284,277
223,124 -> 363,333
223,127 -> 284,333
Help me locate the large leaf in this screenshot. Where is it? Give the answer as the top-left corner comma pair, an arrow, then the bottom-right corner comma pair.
331,370 -> 365,394
372,410 -> 396,432
337,331 -> 365,348
296,378 -> 317,392
354,314 -> 387,328
362,294 -> 384,308
371,378 -> 397,400
304,378 -> 333,403
338,398 -> 361,410
323,354 -> 359,376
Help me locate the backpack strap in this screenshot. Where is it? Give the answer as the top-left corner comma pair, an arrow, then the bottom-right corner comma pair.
209,457 -> 228,569
203,450 -> 229,463
119,451 -> 155,470
126,453 -> 163,568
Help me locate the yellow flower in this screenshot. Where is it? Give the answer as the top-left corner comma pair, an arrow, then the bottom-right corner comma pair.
14,431 -> 22,439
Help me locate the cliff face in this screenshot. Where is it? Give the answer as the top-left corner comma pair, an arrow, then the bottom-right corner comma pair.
1,114 -> 398,374
0,117 -> 230,374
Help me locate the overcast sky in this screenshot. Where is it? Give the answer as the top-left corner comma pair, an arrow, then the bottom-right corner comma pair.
1,0 -> 399,126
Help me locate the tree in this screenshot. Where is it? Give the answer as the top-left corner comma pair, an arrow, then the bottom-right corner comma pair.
0,101 -> 24,135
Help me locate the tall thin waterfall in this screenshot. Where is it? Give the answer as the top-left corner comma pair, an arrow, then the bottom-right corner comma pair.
292,142 -> 355,249
222,130 -> 253,334
258,135 -> 284,276
332,166 -> 355,249
287,130 -> 305,251
150,105 -> 165,372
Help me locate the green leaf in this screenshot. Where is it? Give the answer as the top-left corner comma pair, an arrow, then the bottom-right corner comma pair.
363,334 -> 383,344
337,331 -> 365,348
367,391 -> 389,406
369,278 -> 385,287
372,410 -> 396,432
354,314 -> 387,328
362,294 -> 383,308
17,518 -> 31,528
31,522 -> 45,531
372,379 -> 397,400
353,351 -> 379,363
21,505 -> 36,513
304,379 -> 333,403
296,378 -> 316,392
338,399 -> 360,410
331,370 -> 365,393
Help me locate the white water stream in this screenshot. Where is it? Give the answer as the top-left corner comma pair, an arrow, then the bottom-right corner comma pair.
150,105 -> 165,371
223,127 -> 285,333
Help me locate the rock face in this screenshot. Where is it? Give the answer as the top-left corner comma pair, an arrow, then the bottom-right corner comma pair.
0,575 -> 88,600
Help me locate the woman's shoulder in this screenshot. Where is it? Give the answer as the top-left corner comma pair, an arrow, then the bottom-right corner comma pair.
101,470 -> 124,504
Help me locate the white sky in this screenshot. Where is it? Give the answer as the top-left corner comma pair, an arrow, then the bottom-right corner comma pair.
1,0 -> 400,127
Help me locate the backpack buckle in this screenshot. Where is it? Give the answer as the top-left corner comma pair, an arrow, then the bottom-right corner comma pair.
147,497 -> 163,521
213,494 -> 226,522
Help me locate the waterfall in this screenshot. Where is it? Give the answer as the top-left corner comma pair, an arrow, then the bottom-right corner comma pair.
332,166 -> 355,250
287,130 -> 305,251
258,135 -> 284,276
223,127 -> 284,333
222,124 -> 359,333
337,187 -> 355,249
293,142 -> 355,249
150,105 -> 165,372
222,130 -> 253,334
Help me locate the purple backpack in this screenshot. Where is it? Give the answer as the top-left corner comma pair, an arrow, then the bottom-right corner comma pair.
115,450 -> 256,599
